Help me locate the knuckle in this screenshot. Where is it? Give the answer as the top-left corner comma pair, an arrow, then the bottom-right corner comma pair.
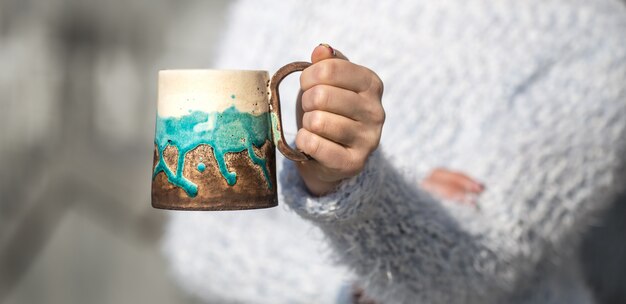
301,89 -> 314,112
307,111 -> 326,134
315,61 -> 336,83
369,73 -> 384,96
310,86 -> 329,110
367,130 -> 382,151
376,107 -> 387,125
374,106 -> 386,125
300,69 -> 310,89
366,103 -> 386,125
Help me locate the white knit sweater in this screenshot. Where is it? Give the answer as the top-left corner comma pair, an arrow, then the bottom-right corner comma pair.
162,0 -> 626,303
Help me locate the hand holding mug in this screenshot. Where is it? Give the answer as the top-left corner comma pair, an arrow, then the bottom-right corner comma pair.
295,44 -> 385,196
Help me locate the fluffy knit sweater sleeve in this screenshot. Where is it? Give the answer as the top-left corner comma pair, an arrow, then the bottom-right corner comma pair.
269,1 -> 626,303
164,0 -> 626,303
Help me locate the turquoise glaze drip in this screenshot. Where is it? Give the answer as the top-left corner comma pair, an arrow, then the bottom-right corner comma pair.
153,105 -> 272,197
270,112 -> 281,145
197,162 -> 206,172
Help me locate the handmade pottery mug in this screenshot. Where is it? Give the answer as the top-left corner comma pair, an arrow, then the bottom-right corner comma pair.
152,62 -> 311,210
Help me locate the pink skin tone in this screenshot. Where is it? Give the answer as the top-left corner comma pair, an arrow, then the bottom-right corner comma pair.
421,168 -> 485,205
296,45 -> 484,203
295,44 -> 385,196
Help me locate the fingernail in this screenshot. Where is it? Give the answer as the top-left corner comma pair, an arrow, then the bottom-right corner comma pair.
319,43 -> 336,56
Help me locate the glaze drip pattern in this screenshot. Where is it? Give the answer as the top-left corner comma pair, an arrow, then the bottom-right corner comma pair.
153,105 -> 272,197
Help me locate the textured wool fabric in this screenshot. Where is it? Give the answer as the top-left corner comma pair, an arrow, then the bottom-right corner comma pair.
163,0 -> 626,303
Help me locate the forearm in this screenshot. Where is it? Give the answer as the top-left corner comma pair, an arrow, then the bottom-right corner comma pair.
281,149 -> 515,303
281,140 -> 626,303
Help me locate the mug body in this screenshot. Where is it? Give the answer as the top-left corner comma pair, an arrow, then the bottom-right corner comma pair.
152,70 -> 277,210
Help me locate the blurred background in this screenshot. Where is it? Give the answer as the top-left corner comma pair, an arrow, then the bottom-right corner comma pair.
0,0 -> 625,304
0,0 -> 231,303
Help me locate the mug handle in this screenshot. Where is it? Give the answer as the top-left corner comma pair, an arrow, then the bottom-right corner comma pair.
269,61 -> 313,162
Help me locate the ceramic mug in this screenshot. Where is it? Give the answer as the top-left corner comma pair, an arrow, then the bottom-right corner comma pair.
151,62 -> 311,210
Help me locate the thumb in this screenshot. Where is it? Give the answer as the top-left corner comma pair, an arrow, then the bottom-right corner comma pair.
311,43 -> 349,63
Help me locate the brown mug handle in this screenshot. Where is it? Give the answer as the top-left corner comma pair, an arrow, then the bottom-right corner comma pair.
269,61 -> 313,162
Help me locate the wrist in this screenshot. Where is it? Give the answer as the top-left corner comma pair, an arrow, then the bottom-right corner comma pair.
303,178 -> 342,197
296,163 -> 343,196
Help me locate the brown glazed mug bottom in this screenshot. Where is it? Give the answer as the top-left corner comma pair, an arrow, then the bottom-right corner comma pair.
152,140 -> 277,211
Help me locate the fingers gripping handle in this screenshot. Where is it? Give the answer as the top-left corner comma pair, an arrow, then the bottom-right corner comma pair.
269,61 -> 312,162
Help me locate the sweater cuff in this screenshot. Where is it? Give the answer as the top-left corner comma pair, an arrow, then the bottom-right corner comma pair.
279,149 -> 386,223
